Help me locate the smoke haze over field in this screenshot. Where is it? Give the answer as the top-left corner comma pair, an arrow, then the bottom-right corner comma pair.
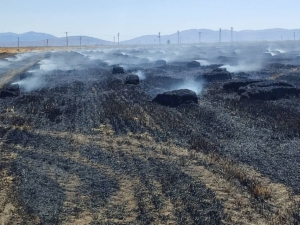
2,39 -> 300,94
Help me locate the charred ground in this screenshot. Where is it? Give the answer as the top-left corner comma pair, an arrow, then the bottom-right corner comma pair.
0,45 -> 300,224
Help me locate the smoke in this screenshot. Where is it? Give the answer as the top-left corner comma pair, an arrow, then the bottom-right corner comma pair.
5,52 -> 35,62
39,51 -> 87,71
0,60 -> 11,68
39,58 -> 73,71
134,70 -> 146,80
172,80 -> 204,95
221,61 -> 262,73
12,72 -> 45,92
195,60 -> 211,66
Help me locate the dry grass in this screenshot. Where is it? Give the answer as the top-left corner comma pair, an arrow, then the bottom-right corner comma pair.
11,127 -> 297,224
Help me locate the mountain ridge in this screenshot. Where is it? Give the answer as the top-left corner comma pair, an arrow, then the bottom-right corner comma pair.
1,29 -> 300,47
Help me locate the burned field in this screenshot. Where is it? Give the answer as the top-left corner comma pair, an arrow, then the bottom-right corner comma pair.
1,44 -> 300,224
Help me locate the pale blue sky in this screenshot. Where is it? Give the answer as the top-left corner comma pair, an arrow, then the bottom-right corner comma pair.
0,0 -> 299,40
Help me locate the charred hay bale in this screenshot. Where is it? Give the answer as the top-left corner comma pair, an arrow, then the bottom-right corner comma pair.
199,68 -> 232,82
223,79 -> 265,92
153,89 -> 198,107
187,61 -> 201,68
238,81 -> 294,95
154,60 -> 167,67
240,86 -> 300,100
0,83 -> 20,98
125,74 -> 140,85
112,66 -> 124,74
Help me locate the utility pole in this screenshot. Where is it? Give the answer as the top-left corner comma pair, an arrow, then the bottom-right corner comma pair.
80,37 -> 81,46
198,32 -> 202,43
219,28 -> 222,43
47,39 -> 48,47
65,32 -> 68,47
18,37 -> 19,48
114,36 -> 115,45
294,32 -> 296,41
177,31 -> 180,44
158,32 -> 161,44
231,27 -> 233,42
118,33 -> 120,45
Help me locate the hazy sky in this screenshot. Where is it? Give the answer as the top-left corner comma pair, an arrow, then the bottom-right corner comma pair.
0,0 -> 299,40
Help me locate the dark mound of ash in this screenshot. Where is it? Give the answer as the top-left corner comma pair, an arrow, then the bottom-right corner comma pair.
225,79 -> 300,100
154,60 -> 167,67
187,61 -> 201,68
0,83 -> 20,98
153,89 -> 198,107
238,81 -> 295,95
112,66 -> 124,74
125,74 -> 140,85
240,86 -> 300,100
269,63 -> 297,70
235,72 -> 250,79
223,79 -> 266,91
198,68 -> 232,82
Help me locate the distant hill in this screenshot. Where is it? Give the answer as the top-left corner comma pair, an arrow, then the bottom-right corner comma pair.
121,28 -> 300,44
0,31 -> 56,43
0,32 -> 112,47
1,29 -> 300,47
49,36 -> 112,47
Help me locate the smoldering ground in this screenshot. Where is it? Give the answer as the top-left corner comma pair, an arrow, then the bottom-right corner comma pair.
1,41 -> 300,224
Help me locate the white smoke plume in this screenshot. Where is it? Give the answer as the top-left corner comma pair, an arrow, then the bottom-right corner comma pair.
134,70 -> 146,80
0,60 -> 11,68
221,61 -> 262,73
12,72 -> 45,92
5,52 -> 35,62
172,80 -> 204,95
